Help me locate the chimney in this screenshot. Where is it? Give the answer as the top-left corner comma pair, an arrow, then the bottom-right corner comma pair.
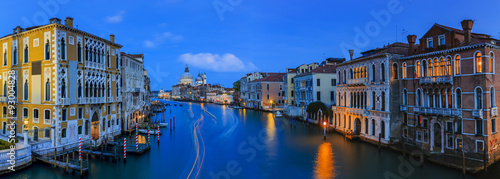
461,19 -> 474,45
49,17 -> 61,24
64,17 -> 73,28
13,26 -> 21,34
110,34 -> 115,42
349,49 -> 354,60
407,35 -> 416,55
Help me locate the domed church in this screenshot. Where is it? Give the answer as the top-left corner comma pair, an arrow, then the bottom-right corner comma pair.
178,65 -> 207,86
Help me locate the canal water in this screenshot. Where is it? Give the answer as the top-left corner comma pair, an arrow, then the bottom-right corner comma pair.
5,101 -> 500,179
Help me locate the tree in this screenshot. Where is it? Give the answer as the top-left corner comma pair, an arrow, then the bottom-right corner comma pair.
306,101 -> 332,117
233,80 -> 240,91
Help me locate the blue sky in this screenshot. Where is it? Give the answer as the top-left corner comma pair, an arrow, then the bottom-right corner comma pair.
2,0 -> 500,90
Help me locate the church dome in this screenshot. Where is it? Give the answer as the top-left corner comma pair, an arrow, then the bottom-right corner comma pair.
179,65 -> 194,85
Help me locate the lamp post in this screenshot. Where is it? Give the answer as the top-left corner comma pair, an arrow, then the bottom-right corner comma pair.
323,121 -> 327,140
23,118 -> 28,147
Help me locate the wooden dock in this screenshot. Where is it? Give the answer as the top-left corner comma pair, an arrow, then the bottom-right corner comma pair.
33,149 -> 90,176
127,144 -> 150,155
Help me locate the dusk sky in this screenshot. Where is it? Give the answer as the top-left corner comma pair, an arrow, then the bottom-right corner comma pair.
2,0 -> 500,90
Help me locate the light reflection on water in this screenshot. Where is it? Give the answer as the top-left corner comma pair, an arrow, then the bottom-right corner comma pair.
314,142 -> 336,179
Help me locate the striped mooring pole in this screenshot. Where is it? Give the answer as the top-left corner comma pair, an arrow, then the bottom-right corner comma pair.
136,123 -> 138,151
157,125 -> 160,144
170,117 -> 172,131
173,116 -> 175,129
123,138 -> 127,162
148,130 -> 150,145
78,137 -> 82,160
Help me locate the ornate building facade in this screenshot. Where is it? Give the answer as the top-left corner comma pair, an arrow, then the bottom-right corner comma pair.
120,53 -> 145,131
0,17 -> 122,147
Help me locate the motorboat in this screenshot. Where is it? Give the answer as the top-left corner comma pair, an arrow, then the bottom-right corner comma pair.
138,129 -> 161,135
274,111 -> 283,118
158,123 -> 168,127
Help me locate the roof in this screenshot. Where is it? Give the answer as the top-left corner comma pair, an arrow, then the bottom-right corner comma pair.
251,73 -> 285,82
295,64 -> 337,78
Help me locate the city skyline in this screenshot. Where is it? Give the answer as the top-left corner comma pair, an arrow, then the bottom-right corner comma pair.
2,0 -> 500,90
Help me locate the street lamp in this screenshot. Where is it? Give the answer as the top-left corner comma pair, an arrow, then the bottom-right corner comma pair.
323,121 -> 327,140
23,118 -> 28,146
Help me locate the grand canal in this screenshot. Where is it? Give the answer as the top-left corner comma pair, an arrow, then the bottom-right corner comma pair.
6,100 -> 500,178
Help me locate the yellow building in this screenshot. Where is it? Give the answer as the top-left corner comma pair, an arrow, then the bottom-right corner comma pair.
0,17 -> 122,147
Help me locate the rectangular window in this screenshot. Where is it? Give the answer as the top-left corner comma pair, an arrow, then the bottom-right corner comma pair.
493,119 -> 497,133
416,131 -> 422,142
78,126 -> 82,135
266,84 -> 270,90
403,113 -> 408,124
423,119 -> 428,128
446,122 -> 453,132
423,130 -> 429,143
279,85 -> 282,90
476,120 -> 483,135
447,134 -> 454,149
455,120 -> 462,133
107,106 -> 111,115
61,108 -> 67,121
23,108 -> 28,118
427,38 -> 433,48
331,91 -> 334,101
33,109 -> 38,119
317,79 -> 320,86
331,79 -> 336,86
403,128 -> 408,138
78,107 -> 83,119
317,91 -> 321,101
438,35 -> 445,46
2,107 -> 6,118
45,110 -> 50,119
291,90 -> 294,97
476,141 -> 484,153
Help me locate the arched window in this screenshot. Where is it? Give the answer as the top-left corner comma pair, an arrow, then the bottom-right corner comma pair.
23,80 -> 28,100
381,63 -> 385,81
381,92 -> 386,111
476,87 -> 483,109
3,82 -> 6,97
13,47 -> 17,65
61,38 -> 66,60
350,68 -> 353,79
392,63 -> 398,79
24,45 -> 28,63
107,50 -> 110,68
45,40 -> 50,60
371,119 -> 375,135
455,55 -> 461,75
77,42 -> 82,62
85,46 -> 89,61
364,118 -> 368,134
476,52 -> 482,73
403,89 -> 408,105
363,66 -> 367,78
372,91 -> 376,110
446,57 -> 451,76
416,89 -> 421,106
490,52 -> 494,73
416,61 -> 421,78
61,80 -> 66,98
440,58 -> 445,76
343,70 -> 346,84
381,121 -> 385,139
3,52 -> 6,66
456,88 -> 462,108
364,92 -> 367,109
422,60 -> 427,77
441,89 -> 446,108
372,64 -> 376,82
45,79 -> 50,101
428,59 -> 433,76
78,81 -> 82,98
491,87 -> 495,108
434,59 -> 439,76
403,63 -> 407,78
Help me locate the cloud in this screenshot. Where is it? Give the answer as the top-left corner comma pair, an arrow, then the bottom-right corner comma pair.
178,53 -> 257,72
106,11 -> 126,23
143,32 -> 183,48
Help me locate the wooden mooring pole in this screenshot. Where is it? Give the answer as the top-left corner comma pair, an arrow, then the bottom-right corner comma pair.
54,148 -> 57,168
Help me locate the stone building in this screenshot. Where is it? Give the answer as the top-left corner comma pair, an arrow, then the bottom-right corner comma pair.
400,20 -> 500,163
120,52 -> 145,131
333,43 -> 408,144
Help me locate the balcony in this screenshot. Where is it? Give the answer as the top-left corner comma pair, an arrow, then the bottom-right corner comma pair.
44,118 -> 51,124
400,105 -> 408,112
413,107 -> 420,113
33,118 -> 39,123
491,107 -> 498,117
432,108 -> 440,115
108,97 -> 114,103
61,98 -> 70,105
452,108 -> 462,117
472,109 -> 483,119
419,76 -> 453,85
78,97 -> 87,104
347,78 -> 367,86
443,108 -> 452,116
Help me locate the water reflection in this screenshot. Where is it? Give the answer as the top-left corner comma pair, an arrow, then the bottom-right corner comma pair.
138,135 -> 146,144
314,142 -> 336,179
266,113 -> 277,158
